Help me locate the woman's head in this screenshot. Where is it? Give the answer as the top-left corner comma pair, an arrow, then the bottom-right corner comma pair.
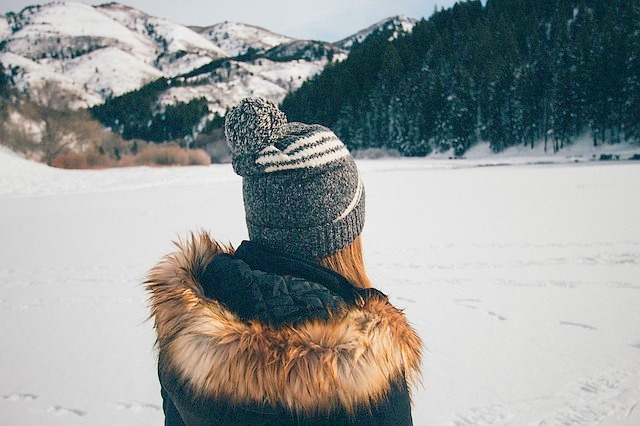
225,97 -> 365,260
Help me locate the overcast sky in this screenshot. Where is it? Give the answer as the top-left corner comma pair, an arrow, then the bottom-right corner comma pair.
1,0 -> 463,41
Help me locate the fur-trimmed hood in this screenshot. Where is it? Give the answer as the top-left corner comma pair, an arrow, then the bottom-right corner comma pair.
146,232 -> 422,415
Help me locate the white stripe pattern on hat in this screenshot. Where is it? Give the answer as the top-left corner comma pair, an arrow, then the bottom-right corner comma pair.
260,147 -> 351,173
282,131 -> 336,154
334,173 -> 363,222
256,131 -> 350,173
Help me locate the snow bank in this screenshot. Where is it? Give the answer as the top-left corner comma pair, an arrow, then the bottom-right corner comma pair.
435,136 -> 640,165
0,147 -> 237,199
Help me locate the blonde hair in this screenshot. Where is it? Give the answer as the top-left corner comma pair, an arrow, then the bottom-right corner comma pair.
319,236 -> 372,289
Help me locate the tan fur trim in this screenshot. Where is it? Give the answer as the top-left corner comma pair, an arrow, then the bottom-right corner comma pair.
146,231 -> 422,414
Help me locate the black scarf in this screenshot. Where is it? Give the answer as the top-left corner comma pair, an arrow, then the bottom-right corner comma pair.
200,240 -> 385,326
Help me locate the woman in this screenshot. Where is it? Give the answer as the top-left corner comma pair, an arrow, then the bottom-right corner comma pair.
146,98 -> 422,425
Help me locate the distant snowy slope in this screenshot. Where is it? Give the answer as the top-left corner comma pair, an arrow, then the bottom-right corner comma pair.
97,3 -> 228,77
159,57 -> 332,115
0,1 -> 227,106
0,2 -> 161,105
0,51 -> 143,106
149,40 -> 345,116
4,2 -> 155,61
63,47 -> 163,98
336,15 -> 418,51
0,51 -> 104,107
197,22 -> 294,57
0,1 -> 348,110
97,3 -> 226,55
0,14 -> 9,40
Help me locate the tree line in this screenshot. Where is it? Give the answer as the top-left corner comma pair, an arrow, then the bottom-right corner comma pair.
281,0 -> 640,156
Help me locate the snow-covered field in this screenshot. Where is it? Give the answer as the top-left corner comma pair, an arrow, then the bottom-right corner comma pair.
1,147 -> 639,425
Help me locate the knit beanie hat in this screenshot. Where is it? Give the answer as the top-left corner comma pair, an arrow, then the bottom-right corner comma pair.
224,97 -> 365,259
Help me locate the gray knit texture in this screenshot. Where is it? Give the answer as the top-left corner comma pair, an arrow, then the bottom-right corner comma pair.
225,98 -> 287,156
224,98 -> 365,259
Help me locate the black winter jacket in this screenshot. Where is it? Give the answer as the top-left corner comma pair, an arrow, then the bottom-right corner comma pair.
146,232 -> 422,425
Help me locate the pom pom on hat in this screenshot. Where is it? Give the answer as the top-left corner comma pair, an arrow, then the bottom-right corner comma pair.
224,98 -> 288,156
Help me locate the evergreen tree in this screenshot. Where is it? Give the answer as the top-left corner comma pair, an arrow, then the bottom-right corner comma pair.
282,0 -> 640,155
623,2 -> 640,141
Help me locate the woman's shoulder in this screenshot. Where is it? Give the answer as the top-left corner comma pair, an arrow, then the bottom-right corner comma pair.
146,231 -> 422,416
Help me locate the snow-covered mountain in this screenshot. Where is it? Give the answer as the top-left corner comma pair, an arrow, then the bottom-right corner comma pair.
335,15 -> 419,51
0,2 -> 417,114
0,1 -> 227,106
158,56 -> 339,116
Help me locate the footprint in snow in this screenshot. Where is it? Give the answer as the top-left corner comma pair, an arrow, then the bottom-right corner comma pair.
116,402 -> 161,412
559,321 -> 597,330
452,403 -> 514,425
539,370 -> 640,425
454,298 -> 481,309
47,406 -> 86,417
1,393 -> 37,402
454,299 -> 507,320
487,311 -> 507,321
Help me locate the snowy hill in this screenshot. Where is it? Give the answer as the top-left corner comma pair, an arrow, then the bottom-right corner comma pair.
195,21 -> 294,57
0,1 -> 227,106
152,37 -> 348,116
144,37 -> 347,117
0,14 -> 9,40
335,15 -> 418,51
96,2 -> 228,77
158,57 -> 335,116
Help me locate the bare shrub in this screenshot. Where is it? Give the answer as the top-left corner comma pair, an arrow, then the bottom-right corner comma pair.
2,83 -> 212,169
50,151 -> 117,169
121,145 -> 211,167
116,155 -> 136,167
134,145 -> 189,166
51,153 -> 88,169
186,148 -> 211,166
49,144 -> 211,169
84,150 -> 117,169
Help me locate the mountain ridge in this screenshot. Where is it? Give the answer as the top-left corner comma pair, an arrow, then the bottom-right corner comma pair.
0,1 -> 417,112
335,15 -> 418,50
